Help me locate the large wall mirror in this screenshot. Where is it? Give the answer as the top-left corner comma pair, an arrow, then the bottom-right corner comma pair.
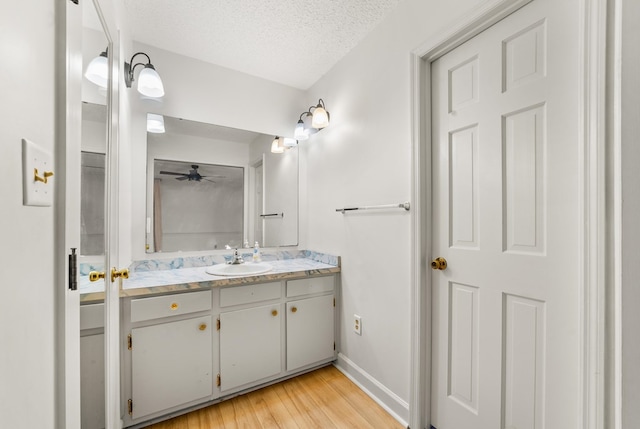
144,115 -> 298,253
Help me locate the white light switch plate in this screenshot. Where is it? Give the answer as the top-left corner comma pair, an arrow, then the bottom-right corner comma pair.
22,138 -> 54,207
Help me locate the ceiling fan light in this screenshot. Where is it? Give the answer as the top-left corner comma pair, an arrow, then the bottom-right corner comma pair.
137,64 -> 165,98
147,113 -> 165,133
85,50 -> 109,88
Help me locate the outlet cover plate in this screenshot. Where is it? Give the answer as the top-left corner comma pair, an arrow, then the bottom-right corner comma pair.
354,314 -> 362,335
22,138 -> 54,207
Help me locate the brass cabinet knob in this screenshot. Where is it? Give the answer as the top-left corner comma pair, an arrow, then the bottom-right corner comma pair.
431,257 -> 447,270
89,271 -> 105,282
170,303 -> 178,310
291,307 -> 298,313
199,323 -> 207,331
272,310 -> 278,317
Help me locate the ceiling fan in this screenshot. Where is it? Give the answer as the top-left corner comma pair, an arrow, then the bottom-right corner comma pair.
159,164 -> 221,183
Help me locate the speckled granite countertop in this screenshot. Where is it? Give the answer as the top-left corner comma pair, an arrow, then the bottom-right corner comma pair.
80,251 -> 340,304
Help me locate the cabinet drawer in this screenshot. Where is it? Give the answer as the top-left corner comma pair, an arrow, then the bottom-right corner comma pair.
286,276 -> 334,298
131,291 -> 212,323
220,282 -> 281,307
80,303 -> 104,330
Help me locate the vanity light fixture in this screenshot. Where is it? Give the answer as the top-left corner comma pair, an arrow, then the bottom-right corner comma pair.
293,99 -> 330,140
147,113 -> 165,133
271,136 -> 285,154
124,52 -> 165,98
283,137 -> 298,148
85,47 -> 109,88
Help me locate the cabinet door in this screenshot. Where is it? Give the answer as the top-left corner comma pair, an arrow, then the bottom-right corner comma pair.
131,315 -> 213,420
286,294 -> 335,371
80,334 -> 105,429
220,304 -> 281,391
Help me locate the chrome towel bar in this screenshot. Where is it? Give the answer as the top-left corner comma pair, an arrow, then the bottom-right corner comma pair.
336,202 -> 410,214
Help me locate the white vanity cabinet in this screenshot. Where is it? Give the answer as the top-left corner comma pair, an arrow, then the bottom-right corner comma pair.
125,291 -> 214,422
120,273 -> 338,428
219,282 -> 282,392
285,276 -> 335,372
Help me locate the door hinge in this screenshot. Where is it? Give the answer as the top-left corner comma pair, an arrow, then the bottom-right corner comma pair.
127,399 -> 133,416
70,0 -> 79,4
127,334 -> 132,350
216,318 -> 220,331
333,297 -> 336,307
334,341 -> 336,351
216,374 -> 221,387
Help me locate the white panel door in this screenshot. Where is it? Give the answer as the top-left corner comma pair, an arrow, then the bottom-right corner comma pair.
431,0 -> 580,428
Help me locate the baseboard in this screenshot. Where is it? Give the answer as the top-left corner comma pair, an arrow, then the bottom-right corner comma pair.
334,353 -> 410,427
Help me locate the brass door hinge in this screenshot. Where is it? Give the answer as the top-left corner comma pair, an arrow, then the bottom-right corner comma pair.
216,318 -> 220,331
216,374 -> 221,387
127,399 -> 133,416
127,334 -> 132,350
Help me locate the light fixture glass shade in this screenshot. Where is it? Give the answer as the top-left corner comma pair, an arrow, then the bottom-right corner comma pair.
147,113 -> 165,133
294,120 -> 308,140
311,105 -> 329,129
84,53 -> 109,88
283,138 -> 297,147
137,65 -> 165,97
302,114 -> 319,136
271,137 -> 285,154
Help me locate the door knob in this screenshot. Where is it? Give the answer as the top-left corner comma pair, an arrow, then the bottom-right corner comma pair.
89,271 -> 105,282
110,267 -> 130,282
431,257 -> 447,270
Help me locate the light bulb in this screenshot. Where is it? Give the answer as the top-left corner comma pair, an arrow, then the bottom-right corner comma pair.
147,113 -> 165,133
84,52 -> 108,88
137,65 -> 165,98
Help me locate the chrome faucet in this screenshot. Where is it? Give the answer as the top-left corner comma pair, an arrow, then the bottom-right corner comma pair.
227,248 -> 244,265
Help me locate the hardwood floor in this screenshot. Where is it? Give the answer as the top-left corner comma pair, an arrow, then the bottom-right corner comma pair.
145,365 -> 404,429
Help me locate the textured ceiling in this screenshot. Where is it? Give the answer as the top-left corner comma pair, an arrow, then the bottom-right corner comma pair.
123,0 -> 402,89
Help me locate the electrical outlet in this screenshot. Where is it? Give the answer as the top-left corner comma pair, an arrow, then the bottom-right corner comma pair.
354,315 -> 362,335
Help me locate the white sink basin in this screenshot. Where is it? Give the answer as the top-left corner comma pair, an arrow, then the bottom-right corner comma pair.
205,262 -> 272,277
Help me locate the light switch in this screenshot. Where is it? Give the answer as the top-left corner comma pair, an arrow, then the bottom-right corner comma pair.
22,138 -> 54,207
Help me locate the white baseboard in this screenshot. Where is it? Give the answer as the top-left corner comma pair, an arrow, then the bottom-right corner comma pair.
334,353 -> 410,428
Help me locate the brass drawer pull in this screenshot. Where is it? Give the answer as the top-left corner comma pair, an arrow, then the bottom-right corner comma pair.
199,323 -> 207,331
291,306 -> 298,313
272,309 -> 278,317
170,303 -> 178,310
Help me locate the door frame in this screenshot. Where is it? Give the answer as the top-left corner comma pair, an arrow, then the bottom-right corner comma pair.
408,0 -> 612,428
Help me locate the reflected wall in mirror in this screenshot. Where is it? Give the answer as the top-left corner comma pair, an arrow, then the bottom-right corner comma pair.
151,160 -> 244,252
145,115 -> 298,253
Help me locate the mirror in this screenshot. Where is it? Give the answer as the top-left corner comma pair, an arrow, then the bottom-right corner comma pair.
144,115 -> 298,253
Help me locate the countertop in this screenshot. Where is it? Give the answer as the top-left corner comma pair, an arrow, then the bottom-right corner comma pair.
80,255 -> 340,304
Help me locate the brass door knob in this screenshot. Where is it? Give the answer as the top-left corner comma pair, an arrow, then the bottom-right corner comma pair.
291,307 -> 298,313
111,267 -> 130,283
89,271 -> 105,282
431,257 -> 447,270
272,310 -> 278,317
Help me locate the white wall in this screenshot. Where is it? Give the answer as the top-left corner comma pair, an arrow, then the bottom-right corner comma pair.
620,0 -> 640,425
301,0 -> 484,421
0,1 -> 57,427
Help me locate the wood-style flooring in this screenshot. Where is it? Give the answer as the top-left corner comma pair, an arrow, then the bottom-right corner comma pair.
145,365 -> 404,429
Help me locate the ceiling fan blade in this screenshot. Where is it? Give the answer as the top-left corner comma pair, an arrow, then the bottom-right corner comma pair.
159,171 -> 188,176
202,178 -> 217,183
200,175 -> 226,178
176,176 -> 188,181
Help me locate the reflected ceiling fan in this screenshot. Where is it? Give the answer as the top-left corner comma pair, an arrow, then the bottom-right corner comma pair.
159,164 -> 222,183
